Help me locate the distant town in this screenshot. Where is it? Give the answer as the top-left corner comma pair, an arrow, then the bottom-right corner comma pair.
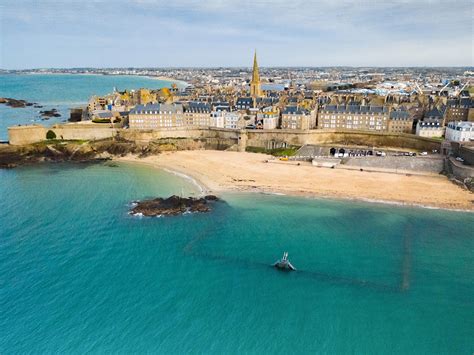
41,52 -> 472,141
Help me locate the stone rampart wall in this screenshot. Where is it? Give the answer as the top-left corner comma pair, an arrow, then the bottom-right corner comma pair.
9,124 -> 442,153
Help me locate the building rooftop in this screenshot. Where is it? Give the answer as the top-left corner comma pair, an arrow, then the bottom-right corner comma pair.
130,103 -> 183,114
282,106 -> 309,115
322,104 -> 389,114
447,121 -> 474,131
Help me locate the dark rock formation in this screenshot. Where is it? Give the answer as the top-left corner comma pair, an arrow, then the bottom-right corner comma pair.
0,141 -> 103,168
39,109 -> 61,118
130,195 -> 219,217
0,138 -> 182,169
0,97 -> 37,108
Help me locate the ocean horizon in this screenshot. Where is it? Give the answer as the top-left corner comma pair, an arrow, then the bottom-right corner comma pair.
0,74 -> 178,141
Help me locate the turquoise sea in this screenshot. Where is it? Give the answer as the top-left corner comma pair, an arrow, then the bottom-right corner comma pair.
0,75 -> 473,353
0,74 -> 175,141
1,162 -> 473,353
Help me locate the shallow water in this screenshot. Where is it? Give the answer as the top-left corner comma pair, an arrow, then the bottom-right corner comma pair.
1,162 -> 473,353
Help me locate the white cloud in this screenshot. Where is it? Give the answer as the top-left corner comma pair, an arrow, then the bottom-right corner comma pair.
0,0 -> 472,68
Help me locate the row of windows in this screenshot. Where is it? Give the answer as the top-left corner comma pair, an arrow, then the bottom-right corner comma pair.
322,115 -> 388,120
322,112 -> 387,116
321,124 -> 387,130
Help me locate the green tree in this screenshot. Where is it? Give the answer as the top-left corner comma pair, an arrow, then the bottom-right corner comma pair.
46,130 -> 56,140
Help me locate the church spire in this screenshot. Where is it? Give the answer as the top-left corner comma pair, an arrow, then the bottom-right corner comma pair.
250,50 -> 262,98
252,50 -> 260,84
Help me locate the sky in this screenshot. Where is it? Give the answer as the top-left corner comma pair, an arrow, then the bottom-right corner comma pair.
0,0 -> 472,69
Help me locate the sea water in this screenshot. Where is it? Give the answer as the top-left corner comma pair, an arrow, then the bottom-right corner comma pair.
0,74 -> 177,141
1,162 -> 473,353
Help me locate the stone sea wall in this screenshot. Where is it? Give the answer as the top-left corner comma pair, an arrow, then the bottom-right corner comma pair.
342,156 -> 445,174
9,124 -> 442,153
9,124 -> 116,145
447,157 -> 474,179
244,129 -> 441,152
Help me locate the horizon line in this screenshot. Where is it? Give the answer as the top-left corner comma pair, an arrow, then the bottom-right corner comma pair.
2,65 -> 474,71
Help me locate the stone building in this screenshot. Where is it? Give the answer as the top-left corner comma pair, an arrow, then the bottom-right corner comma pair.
129,103 -> 184,129
236,97 -> 253,110
184,102 -> 211,127
444,96 -> 471,124
281,106 -> 316,130
317,104 -> 389,132
388,108 -> 413,134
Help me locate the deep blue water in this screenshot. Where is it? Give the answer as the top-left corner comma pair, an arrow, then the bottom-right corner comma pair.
0,74 -> 175,141
1,162 -> 473,353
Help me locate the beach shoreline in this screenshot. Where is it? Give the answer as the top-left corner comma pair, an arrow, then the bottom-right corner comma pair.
115,151 -> 474,212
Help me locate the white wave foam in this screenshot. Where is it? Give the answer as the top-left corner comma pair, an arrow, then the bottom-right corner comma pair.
162,168 -> 206,196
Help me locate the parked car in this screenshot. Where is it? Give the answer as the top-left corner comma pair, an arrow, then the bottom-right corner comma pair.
455,157 -> 465,162
420,152 -> 428,156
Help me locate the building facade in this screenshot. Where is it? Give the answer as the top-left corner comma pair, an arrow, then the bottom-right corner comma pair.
184,102 -> 211,127
281,106 -> 316,130
317,105 -> 389,131
388,109 -> 413,134
415,118 -> 445,138
129,103 -> 184,129
445,121 -> 474,142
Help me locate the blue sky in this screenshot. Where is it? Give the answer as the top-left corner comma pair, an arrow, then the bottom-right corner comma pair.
0,0 -> 472,68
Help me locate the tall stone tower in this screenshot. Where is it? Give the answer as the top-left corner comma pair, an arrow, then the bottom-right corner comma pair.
250,50 -> 262,98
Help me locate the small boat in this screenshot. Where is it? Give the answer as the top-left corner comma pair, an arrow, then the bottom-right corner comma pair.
272,252 -> 296,271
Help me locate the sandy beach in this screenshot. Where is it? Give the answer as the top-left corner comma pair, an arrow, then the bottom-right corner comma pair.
117,151 -> 473,211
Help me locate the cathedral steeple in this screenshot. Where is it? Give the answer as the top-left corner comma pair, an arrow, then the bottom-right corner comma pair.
250,50 -> 262,98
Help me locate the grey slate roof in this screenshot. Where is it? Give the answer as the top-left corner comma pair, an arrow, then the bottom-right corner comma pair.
185,101 -> 211,113
130,103 -> 183,114
390,110 -> 410,120
236,97 -> 253,106
322,104 -> 389,114
282,106 -> 309,115
424,108 -> 443,119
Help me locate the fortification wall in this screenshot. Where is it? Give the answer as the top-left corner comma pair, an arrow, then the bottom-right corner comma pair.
245,129 -> 441,151
459,145 -> 474,166
8,126 -> 47,145
9,124 -> 442,153
342,156 -> 444,174
51,124 -> 115,141
119,127 -> 240,142
8,124 -> 115,145
447,157 -> 474,179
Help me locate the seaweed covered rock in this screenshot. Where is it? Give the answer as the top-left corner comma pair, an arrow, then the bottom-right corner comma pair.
130,195 -> 219,217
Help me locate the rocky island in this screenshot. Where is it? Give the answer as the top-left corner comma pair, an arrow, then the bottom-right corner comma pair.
130,195 -> 219,217
39,108 -> 61,119
0,97 -> 35,108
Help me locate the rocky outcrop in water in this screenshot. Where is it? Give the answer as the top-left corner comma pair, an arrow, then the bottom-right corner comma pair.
39,108 -> 61,119
0,97 -> 35,108
130,195 -> 219,217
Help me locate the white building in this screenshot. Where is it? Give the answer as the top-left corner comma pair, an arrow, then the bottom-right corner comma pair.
416,119 -> 445,138
210,110 -> 242,129
445,121 -> 474,142
257,106 -> 279,130
210,111 -> 225,128
224,112 -> 241,129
